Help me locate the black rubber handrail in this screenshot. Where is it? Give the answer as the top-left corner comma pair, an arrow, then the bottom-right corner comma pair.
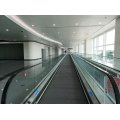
75,53 -> 120,73
73,54 -> 120,104
1,55 -> 64,104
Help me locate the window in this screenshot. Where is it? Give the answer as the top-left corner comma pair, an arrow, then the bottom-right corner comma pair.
93,28 -> 115,58
98,35 -> 103,46
106,45 -> 114,57
98,47 -> 103,56
94,48 -> 96,54
106,29 -> 115,45
82,44 -> 84,53
94,38 -> 97,47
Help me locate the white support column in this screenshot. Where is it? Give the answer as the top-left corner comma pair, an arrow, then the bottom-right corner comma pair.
24,42 -> 44,60
49,47 -> 53,56
84,40 -> 86,54
23,42 -> 44,66
114,17 -> 120,58
86,38 -> 93,54
114,17 -> 120,68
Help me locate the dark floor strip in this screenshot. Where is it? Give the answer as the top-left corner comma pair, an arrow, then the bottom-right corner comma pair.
39,54 -> 88,104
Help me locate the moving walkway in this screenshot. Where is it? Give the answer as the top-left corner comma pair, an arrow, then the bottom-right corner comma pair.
1,54 -> 120,104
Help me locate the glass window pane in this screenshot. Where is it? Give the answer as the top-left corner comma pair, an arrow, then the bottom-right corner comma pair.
98,47 -> 103,56
94,38 -> 97,47
81,44 -> 84,53
94,48 -> 97,55
106,45 -> 114,57
98,35 -> 103,46
106,29 -> 115,45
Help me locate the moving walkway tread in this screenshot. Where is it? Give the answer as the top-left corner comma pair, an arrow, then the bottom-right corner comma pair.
39,54 -> 88,104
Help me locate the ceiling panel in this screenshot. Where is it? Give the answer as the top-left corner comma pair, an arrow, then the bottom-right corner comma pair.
0,15 -> 119,49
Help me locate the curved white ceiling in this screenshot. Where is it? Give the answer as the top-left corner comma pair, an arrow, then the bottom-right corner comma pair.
5,15 -> 62,45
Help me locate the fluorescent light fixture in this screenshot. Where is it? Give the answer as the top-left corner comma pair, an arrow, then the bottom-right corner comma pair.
32,25 -> 34,26
99,22 -> 101,24
6,29 -> 9,31
53,24 -> 56,26
5,15 -> 62,45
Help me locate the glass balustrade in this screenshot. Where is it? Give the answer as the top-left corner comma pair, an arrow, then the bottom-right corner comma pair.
1,54 -> 65,104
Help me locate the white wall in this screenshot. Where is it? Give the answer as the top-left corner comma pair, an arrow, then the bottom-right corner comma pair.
52,48 -> 55,55
73,47 -> 75,52
58,48 -> 62,55
86,38 -> 93,54
24,42 -> 44,59
114,17 -> 120,58
49,47 -> 52,56
78,44 -> 82,53
68,49 -> 73,53
54,47 -> 62,56
75,45 -> 79,52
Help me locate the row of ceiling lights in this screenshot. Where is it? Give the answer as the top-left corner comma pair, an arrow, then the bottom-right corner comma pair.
52,21 -> 101,26
5,15 -> 62,45
5,21 -> 102,44
32,24 -> 52,40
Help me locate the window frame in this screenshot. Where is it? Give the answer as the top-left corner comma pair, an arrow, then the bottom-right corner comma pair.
92,27 -> 115,57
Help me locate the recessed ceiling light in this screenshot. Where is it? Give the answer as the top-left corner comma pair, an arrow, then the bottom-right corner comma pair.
75,23 -> 78,25
73,32 -> 75,33
58,32 -> 60,34
43,33 -> 44,34
6,29 -> 9,31
5,15 -> 62,45
99,22 -> 101,24
24,36 -> 26,37
32,25 -> 34,26
53,24 -> 56,26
